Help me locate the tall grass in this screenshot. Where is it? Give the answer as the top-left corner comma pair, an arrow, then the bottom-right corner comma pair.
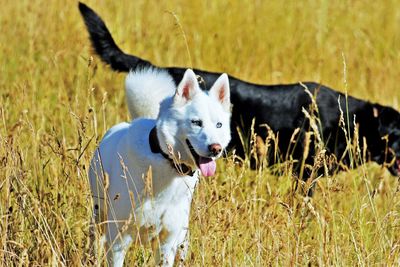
1,0 -> 400,265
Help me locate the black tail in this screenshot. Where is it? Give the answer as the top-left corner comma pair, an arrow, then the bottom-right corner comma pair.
78,2 -> 152,72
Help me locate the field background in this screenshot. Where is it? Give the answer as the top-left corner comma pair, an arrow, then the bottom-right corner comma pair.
1,0 -> 400,266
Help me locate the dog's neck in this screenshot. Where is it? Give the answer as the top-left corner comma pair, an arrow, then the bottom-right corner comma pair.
149,127 -> 195,176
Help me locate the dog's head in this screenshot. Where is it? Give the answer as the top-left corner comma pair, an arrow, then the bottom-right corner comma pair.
375,105 -> 400,176
156,69 -> 231,176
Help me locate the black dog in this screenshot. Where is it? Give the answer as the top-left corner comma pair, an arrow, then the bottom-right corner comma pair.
78,3 -> 400,187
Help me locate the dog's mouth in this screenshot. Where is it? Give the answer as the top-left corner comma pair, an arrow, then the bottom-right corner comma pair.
186,139 -> 216,177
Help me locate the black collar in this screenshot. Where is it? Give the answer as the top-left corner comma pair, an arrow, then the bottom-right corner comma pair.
149,127 -> 195,176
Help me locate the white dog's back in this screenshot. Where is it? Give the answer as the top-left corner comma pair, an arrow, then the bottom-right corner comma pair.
125,68 -> 176,119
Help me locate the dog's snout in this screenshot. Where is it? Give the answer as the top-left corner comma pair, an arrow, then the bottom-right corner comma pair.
209,143 -> 222,156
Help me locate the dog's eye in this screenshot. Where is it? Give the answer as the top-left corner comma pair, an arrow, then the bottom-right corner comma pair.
216,122 -> 222,128
191,119 -> 203,127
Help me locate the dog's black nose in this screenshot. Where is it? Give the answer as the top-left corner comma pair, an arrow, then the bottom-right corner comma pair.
208,143 -> 222,156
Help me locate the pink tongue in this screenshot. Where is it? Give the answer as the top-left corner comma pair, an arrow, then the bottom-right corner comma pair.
199,157 -> 216,177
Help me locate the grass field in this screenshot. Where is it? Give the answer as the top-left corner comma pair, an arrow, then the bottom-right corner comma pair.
1,0 -> 400,266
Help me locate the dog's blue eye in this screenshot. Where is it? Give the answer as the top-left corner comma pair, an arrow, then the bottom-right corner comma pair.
216,122 -> 222,128
191,119 -> 203,127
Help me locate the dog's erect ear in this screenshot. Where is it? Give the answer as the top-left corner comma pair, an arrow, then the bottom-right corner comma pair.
209,73 -> 230,112
174,69 -> 200,106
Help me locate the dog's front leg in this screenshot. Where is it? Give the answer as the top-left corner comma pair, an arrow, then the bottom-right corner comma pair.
107,233 -> 133,267
153,231 -> 177,267
153,226 -> 188,267
175,230 -> 189,265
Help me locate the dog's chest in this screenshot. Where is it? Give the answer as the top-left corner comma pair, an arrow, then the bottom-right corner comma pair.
138,173 -> 198,236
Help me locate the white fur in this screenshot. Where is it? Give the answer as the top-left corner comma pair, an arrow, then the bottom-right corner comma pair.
89,68 -> 231,266
125,68 -> 176,119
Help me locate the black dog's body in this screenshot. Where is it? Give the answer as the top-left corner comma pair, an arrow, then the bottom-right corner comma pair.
79,3 -> 400,180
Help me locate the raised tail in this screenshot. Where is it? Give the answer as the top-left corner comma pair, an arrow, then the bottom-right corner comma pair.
125,67 -> 176,119
78,2 -> 152,72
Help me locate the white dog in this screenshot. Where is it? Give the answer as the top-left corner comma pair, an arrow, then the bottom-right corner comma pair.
89,68 -> 231,266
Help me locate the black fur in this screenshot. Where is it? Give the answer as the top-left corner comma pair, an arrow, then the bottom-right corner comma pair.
78,3 -> 400,184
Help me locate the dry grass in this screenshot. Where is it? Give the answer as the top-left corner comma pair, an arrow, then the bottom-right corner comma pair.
1,0 -> 400,266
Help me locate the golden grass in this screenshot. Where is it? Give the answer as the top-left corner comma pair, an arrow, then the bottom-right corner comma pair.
1,0 -> 400,265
